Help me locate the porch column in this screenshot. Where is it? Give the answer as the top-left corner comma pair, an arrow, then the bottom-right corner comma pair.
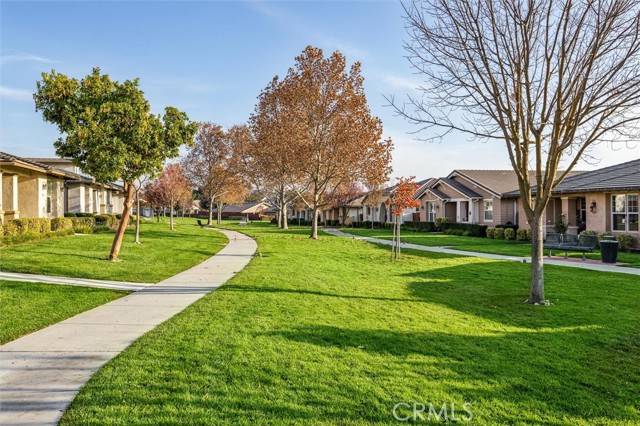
3,174 -> 20,219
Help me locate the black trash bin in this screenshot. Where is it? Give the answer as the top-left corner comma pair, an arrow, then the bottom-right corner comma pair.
600,239 -> 619,264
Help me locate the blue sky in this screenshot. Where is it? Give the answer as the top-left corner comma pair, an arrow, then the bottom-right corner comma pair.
1,0 -> 637,178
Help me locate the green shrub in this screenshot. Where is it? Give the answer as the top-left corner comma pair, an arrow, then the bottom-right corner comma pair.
51,217 -> 73,231
516,228 -> 530,241
486,227 -> 496,239
435,217 -> 450,230
73,225 -> 94,234
598,232 -> 613,242
64,212 -> 77,217
401,221 -> 437,232
94,225 -> 114,234
554,214 -> 568,234
75,212 -> 96,218
504,228 -> 516,240
0,228 -> 74,246
71,217 -> 96,228
95,214 -> 118,227
494,228 -> 505,240
3,221 -> 18,237
616,234 -> 635,252
439,222 -> 488,238
10,218 -> 51,234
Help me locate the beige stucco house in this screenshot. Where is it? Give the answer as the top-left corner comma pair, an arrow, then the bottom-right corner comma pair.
506,159 -> 639,245
0,152 -> 125,222
27,158 -> 124,215
416,171 -> 524,225
1,153 -> 66,221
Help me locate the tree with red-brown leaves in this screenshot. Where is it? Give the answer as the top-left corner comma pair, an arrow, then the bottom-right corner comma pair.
333,181 -> 365,225
386,177 -> 420,260
155,163 -> 192,231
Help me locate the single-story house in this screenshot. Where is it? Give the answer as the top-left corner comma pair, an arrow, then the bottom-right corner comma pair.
505,159 -> 639,244
361,179 -> 433,224
415,170 -> 554,226
28,158 -> 124,215
0,152 -> 66,221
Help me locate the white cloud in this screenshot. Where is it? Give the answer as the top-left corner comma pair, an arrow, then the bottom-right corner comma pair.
0,86 -> 33,102
0,53 -> 56,65
379,73 -> 422,92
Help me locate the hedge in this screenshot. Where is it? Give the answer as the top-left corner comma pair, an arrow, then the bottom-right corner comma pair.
51,217 -> 73,231
439,222 -> 488,238
581,230 -> 636,251
95,214 -> 119,227
71,217 -> 96,228
1,228 -> 75,246
494,228 -> 505,240
402,221 -> 437,232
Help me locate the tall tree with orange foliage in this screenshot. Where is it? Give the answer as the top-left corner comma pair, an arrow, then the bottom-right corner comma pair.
386,177 -> 420,260
280,46 -> 393,239
183,123 -> 245,225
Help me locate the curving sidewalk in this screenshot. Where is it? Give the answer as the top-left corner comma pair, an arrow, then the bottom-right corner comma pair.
0,228 -> 257,426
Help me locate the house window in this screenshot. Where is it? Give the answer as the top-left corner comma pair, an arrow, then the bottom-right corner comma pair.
484,199 -> 493,221
107,190 -> 112,204
612,194 -> 638,232
46,180 -> 53,214
428,202 -> 437,222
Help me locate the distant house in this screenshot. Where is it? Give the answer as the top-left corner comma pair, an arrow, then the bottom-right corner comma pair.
212,202 -> 268,219
320,194 -> 367,224
362,179 -> 432,224
505,159 -> 639,244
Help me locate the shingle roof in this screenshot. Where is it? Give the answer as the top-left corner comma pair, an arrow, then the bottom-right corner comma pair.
0,151 -> 67,177
426,187 -> 450,200
548,159 -> 639,194
439,178 -> 484,198
452,170 -> 538,196
503,160 -> 639,196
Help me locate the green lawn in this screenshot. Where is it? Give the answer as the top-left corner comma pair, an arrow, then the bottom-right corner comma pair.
61,222 -> 639,425
0,218 -> 227,283
0,280 -> 129,344
343,227 -> 640,267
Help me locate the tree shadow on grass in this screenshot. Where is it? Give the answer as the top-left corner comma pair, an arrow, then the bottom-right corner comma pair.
266,324 -> 638,425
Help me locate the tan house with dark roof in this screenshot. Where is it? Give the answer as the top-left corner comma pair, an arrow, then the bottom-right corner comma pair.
0,152 -> 125,222
27,158 -> 124,215
416,170 -> 524,225
505,159 -> 639,244
0,152 -> 66,221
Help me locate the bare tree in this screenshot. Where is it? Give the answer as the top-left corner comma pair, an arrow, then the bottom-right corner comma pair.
397,0 -> 640,304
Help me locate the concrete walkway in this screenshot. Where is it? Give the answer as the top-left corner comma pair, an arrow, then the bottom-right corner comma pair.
0,271 -> 151,291
325,228 -> 640,276
0,228 -> 257,426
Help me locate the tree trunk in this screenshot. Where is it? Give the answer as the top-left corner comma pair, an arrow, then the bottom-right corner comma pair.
170,194 -> 175,231
310,207 -> 319,239
527,214 -> 546,304
282,203 -> 289,230
109,183 -> 134,261
134,189 -> 141,244
216,202 -> 223,225
396,218 -> 401,259
208,196 -> 214,225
